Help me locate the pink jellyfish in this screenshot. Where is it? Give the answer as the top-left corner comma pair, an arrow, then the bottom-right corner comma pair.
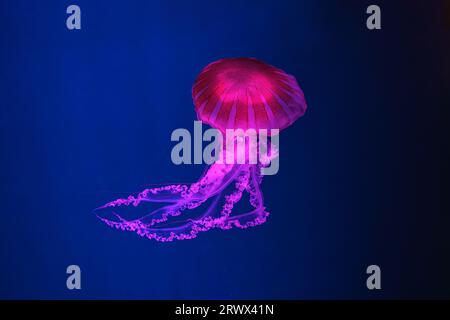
95,57 -> 307,241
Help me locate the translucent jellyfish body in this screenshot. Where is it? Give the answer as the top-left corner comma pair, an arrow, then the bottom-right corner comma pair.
95,58 -> 307,241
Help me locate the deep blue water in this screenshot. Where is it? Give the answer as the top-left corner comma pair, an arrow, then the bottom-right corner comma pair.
0,0 -> 449,299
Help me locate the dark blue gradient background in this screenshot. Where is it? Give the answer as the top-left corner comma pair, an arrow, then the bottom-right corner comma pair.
0,0 -> 449,299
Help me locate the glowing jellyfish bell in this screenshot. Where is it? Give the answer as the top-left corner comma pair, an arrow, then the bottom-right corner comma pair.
193,57 -> 306,134
95,57 -> 307,242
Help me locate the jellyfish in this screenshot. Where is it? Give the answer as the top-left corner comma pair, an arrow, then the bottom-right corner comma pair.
95,57 -> 307,241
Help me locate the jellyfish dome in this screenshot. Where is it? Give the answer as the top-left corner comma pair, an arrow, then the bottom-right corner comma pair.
193,57 -> 307,133
95,57 -> 307,242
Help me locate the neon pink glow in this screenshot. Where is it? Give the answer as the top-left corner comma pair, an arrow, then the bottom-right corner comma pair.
95,58 -> 307,242
193,57 -> 306,133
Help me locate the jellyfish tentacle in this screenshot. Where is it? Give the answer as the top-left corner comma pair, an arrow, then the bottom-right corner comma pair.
138,192 -> 225,242
194,164 -> 269,231
97,191 -> 223,242
95,137 -> 275,241
96,160 -> 242,211
195,165 -> 251,230
95,163 -> 253,241
142,166 -> 253,241
219,165 -> 269,229
95,163 -> 270,241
